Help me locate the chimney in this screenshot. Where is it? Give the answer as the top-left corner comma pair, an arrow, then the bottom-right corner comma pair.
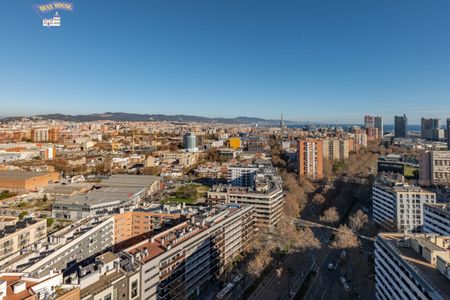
12,281 -> 26,294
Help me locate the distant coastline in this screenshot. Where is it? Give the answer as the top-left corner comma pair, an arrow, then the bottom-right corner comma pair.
288,124 -> 423,132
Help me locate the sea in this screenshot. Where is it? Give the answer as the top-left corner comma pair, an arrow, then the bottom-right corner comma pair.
287,124 -> 422,133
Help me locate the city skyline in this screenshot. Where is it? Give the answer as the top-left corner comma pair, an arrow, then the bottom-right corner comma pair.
2,0 -> 450,123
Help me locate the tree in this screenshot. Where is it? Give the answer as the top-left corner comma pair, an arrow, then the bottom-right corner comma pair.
349,210 -> 369,232
299,178 -> 316,194
283,193 -> 300,218
47,218 -> 55,227
312,193 -> 325,205
332,225 -> 359,249
320,207 -> 339,224
296,227 -> 321,251
281,172 -> 308,215
246,247 -> 272,278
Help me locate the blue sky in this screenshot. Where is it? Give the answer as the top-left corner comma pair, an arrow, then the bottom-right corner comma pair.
1,0 -> 450,124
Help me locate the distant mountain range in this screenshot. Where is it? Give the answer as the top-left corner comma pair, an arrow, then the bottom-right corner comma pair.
0,112 -> 300,125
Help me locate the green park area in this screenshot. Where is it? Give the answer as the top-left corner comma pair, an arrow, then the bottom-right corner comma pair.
404,165 -> 419,179
163,184 -> 209,204
0,190 -> 17,201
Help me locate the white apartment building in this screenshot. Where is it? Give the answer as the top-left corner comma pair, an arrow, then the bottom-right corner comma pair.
209,166 -> 284,227
372,174 -> 436,232
423,203 -> 450,236
227,165 -> 258,187
3,216 -> 115,279
0,217 -> 46,261
375,233 -> 450,300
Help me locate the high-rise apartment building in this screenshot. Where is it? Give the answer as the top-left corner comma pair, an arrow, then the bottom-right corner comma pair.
423,203 -> 450,236
375,233 -> 450,300
364,115 -> 383,138
183,132 -> 197,150
372,174 -> 436,232
208,166 -> 284,226
48,128 -> 59,142
394,114 -> 407,138
126,204 -> 256,300
447,118 -> 450,150
0,217 -> 46,260
11,216 -> 115,279
419,150 -> 450,186
30,128 -> 49,142
227,165 -> 258,187
421,118 -> 443,140
350,132 -> 368,150
298,138 -> 324,179
322,138 -> 349,161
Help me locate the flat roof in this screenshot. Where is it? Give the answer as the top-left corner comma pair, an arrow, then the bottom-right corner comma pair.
425,203 -> 450,215
80,271 -> 123,299
97,252 -> 118,264
127,204 -> 250,263
54,185 -> 147,206
53,175 -> 160,206
379,234 -> 450,298
100,175 -> 160,188
0,170 -> 54,180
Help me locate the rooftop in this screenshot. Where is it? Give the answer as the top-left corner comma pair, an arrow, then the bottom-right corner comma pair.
0,170 -> 54,180
127,204 -> 249,263
54,185 -> 144,206
99,174 -> 160,188
424,203 -> 450,215
80,271 -> 123,299
53,175 -> 158,207
378,233 -> 450,298
0,275 -> 35,300
96,252 -> 118,265
0,217 -> 43,239
375,173 -> 432,193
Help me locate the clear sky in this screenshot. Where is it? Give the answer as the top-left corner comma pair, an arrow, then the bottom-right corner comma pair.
1,0 -> 450,124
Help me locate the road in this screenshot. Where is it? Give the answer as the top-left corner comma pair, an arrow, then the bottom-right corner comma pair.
294,219 -> 374,241
246,177 -> 376,300
303,182 -> 376,300
245,224 -> 331,300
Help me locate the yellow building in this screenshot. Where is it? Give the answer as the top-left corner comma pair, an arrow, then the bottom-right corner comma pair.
229,137 -> 241,150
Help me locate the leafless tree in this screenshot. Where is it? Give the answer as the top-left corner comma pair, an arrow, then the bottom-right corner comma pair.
246,247 -> 272,278
283,193 -> 300,218
332,224 -> 360,249
320,206 -> 339,224
349,209 -> 369,233
312,193 -> 325,205
296,227 -> 321,251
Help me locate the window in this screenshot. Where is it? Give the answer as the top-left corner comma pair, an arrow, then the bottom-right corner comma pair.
104,294 -> 112,300
131,280 -> 138,298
